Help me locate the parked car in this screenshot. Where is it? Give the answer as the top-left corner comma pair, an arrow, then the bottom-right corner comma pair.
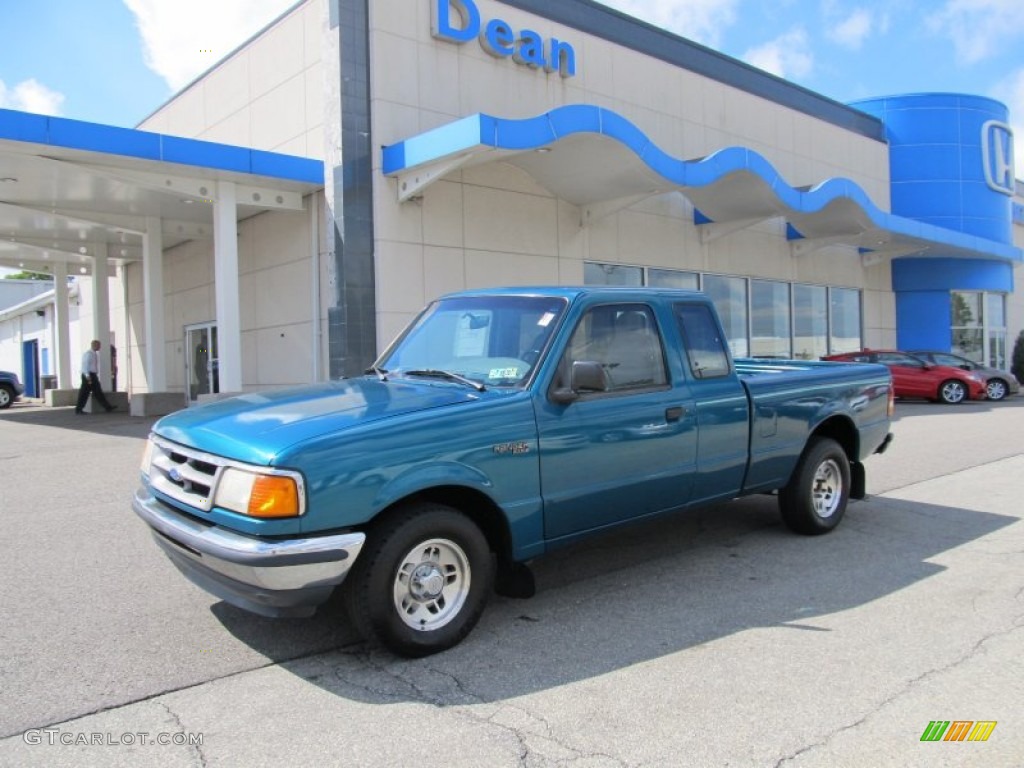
823,350 -> 987,404
0,370 -> 24,409
907,350 -> 1020,402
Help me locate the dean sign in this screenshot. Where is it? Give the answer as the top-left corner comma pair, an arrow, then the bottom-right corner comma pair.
432,0 -> 578,78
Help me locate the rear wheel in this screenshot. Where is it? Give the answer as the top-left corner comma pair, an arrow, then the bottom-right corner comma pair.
343,503 -> 493,657
779,437 -> 851,535
986,378 -> 1008,401
938,379 -> 967,404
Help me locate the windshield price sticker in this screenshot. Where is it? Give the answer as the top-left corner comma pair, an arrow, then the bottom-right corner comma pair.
490,367 -> 519,379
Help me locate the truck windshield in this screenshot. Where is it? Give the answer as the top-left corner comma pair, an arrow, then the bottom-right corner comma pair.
376,295 -> 568,388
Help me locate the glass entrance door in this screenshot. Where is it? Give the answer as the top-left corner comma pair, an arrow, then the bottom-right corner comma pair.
185,323 -> 219,404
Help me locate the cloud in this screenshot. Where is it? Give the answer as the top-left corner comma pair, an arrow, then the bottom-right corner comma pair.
743,28 -> 814,80
991,68 -> 1024,179
827,8 -> 874,50
596,0 -> 739,47
0,78 -> 66,115
122,0 -> 298,91
927,0 -> 1024,64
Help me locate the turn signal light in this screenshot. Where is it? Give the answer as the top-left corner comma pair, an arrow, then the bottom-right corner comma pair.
248,476 -> 301,518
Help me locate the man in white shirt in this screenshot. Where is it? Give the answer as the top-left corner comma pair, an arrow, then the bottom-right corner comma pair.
75,339 -> 116,414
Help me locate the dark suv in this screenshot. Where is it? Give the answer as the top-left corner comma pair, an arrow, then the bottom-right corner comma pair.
0,371 -> 24,409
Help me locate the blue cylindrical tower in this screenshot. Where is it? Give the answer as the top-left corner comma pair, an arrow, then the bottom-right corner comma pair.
852,93 -> 1013,244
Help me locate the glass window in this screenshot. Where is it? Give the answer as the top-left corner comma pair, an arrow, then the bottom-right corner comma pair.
674,303 -> 731,378
750,280 -> 791,358
951,291 -> 985,363
830,287 -> 862,354
584,262 -> 642,286
379,295 -> 567,386
793,284 -> 828,360
562,304 -> 667,392
702,274 -> 749,357
986,294 -> 1008,369
648,269 -> 699,290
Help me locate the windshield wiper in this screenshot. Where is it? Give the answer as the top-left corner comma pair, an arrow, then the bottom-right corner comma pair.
365,366 -> 389,381
403,369 -> 486,391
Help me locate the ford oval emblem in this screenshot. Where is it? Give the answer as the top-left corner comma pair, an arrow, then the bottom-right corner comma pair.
168,467 -> 183,483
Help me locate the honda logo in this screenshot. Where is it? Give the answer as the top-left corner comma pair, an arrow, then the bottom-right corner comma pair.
981,120 -> 1015,196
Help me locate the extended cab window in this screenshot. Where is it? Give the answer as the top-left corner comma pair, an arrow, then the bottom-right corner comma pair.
674,303 -> 731,379
561,304 -> 668,392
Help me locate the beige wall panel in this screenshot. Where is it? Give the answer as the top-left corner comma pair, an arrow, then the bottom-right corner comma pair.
424,245 -> 468,300
202,54 -> 251,128
463,187 -> 558,257
248,322 -> 314,387
370,0 -> 421,39
251,75 -> 308,152
375,241 -> 426,314
416,42 -> 463,120
374,177 -> 425,244
248,261 -> 314,328
463,249 -> 559,288
617,210 -> 687,268
422,180 -> 465,248
373,32 -> 423,109
243,211 -> 309,273
202,109 -> 253,149
249,11 -> 306,100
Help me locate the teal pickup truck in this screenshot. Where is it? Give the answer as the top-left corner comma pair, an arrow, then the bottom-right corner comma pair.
134,287 -> 893,656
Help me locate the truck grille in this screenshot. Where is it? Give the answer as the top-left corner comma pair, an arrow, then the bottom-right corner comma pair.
147,436 -> 225,512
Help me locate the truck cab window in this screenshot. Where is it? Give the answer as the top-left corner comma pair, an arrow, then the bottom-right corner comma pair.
561,304 -> 668,392
675,303 -> 731,379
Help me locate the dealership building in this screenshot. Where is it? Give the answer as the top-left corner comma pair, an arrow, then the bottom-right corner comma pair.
0,0 -> 1021,412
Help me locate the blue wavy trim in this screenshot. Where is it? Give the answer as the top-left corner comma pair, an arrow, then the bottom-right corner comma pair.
382,104 -> 1020,263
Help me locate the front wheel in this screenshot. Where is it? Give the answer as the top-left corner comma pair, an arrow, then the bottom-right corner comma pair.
0,385 -> 13,409
343,503 -> 493,657
938,379 -> 967,404
986,378 -> 1008,401
779,437 -> 851,535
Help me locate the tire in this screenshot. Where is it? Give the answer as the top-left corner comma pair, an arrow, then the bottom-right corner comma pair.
938,379 -> 967,404
343,503 -> 493,657
986,378 -> 1008,401
0,384 -> 13,409
779,437 -> 851,535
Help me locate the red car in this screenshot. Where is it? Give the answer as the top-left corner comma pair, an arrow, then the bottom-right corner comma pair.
822,350 -> 987,404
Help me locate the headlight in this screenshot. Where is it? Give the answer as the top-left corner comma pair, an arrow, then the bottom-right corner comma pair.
214,467 -> 304,518
968,373 -> 985,383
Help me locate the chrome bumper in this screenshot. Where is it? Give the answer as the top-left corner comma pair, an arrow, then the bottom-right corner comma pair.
132,487 -> 365,617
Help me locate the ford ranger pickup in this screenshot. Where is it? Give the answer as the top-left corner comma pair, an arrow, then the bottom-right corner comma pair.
133,287 -> 894,656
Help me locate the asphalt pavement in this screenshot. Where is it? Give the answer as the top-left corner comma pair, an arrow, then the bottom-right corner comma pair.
0,397 -> 1021,767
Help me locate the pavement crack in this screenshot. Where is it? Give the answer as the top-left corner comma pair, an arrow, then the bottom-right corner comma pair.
156,701 -> 208,768
773,622 -> 1023,767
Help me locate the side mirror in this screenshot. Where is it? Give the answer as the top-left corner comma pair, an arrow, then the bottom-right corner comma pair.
960,364 -> 971,370
550,361 -> 609,404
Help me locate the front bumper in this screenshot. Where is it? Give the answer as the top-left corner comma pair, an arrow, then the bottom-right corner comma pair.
132,487 -> 365,618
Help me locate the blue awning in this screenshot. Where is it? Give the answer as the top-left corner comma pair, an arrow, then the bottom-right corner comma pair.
382,104 -> 1022,266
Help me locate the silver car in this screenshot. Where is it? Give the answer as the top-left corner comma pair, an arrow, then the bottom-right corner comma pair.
908,351 -> 1020,401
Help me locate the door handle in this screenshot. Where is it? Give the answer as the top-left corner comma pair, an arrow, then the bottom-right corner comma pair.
665,406 -> 686,422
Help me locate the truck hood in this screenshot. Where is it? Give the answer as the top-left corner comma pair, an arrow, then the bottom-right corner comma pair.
153,377 -> 487,465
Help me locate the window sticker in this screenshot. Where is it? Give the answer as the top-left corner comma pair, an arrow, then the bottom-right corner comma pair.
538,312 -> 555,327
489,367 -> 519,379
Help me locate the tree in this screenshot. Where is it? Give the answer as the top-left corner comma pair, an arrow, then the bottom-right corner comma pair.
1012,330 -> 1024,385
3,271 -> 53,281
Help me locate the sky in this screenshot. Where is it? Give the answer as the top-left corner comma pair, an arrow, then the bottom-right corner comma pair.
0,0 -> 1021,178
